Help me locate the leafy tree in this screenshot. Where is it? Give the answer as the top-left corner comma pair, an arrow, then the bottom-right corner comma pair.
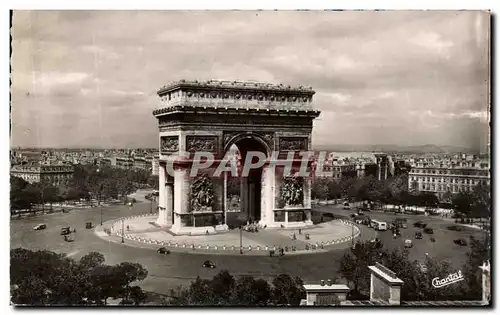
10,248 -> 149,306
452,192 -> 475,223
80,252 -> 105,270
311,178 -> 329,200
458,235 -> 490,300
129,286 -> 147,305
339,241 -> 384,295
210,270 -> 235,302
231,276 -> 271,306
270,274 -> 305,306
326,179 -> 342,199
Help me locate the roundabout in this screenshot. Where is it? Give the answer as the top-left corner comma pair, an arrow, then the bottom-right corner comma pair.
97,214 -> 363,256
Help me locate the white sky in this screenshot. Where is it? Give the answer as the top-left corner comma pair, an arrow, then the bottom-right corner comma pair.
10,10 -> 490,149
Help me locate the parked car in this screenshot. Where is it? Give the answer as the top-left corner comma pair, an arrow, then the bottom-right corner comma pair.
415,232 -> 423,239
454,238 -> 468,246
402,224 -> 408,229
424,228 -> 434,234
157,247 -> 171,255
404,239 -> 413,248
33,224 -> 47,231
61,227 -> 71,235
343,202 -> 350,210
202,260 -> 216,269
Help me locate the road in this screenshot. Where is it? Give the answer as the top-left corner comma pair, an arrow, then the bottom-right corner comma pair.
11,200 -> 350,295
314,205 -> 486,268
11,200 -> 484,295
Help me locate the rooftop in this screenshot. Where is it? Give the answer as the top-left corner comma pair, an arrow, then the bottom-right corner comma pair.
157,79 -> 315,96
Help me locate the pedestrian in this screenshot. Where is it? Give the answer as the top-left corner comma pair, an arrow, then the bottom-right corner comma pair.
299,228 -> 302,235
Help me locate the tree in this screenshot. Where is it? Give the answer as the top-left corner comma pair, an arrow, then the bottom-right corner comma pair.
452,192 -> 475,223
129,286 -> 147,305
114,262 -> 149,300
231,276 -> 271,306
210,270 -> 235,303
311,178 -> 329,200
10,176 -> 33,210
10,248 -> 149,305
270,274 -> 305,306
442,191 -> 453,204
458,235 -> 490,300
80,252 -> 105,270
326,179 -> 342,200
339,241 -> 384,296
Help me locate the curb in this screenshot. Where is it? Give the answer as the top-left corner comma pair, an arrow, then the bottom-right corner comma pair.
105,216 -> 361,254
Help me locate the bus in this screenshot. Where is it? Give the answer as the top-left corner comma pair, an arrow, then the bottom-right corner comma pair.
370,220 -> 387,231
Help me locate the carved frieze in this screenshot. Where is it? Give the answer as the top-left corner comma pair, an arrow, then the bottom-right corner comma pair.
279,137 -> 308,151
186,135 -> 218,152
160,136 -> 179,153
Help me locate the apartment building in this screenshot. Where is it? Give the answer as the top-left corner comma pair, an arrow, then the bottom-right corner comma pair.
408,158 -> 490,199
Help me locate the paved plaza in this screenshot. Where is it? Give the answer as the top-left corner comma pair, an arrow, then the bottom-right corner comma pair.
102,214 -> 361,255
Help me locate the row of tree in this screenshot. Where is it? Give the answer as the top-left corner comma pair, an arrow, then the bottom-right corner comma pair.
11,249 -> 148,305
168,271 -> 305,306
11,237 -> 489,306
10,164 -> 159,211
340,236 -> 489,301
311,175 -> 491,219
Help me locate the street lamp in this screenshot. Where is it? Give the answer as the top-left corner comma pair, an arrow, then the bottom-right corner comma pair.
150,195 -> 156,214
121,217 -> 125,243
239,226 -> 243,254
351,223 -> 354,246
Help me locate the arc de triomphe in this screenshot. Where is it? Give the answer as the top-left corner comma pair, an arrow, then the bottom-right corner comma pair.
152,80 -> 321,235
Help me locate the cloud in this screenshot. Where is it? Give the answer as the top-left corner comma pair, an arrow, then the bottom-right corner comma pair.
10,10 -> 490,149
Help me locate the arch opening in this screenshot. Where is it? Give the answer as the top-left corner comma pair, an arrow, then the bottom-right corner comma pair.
224,135 -> 268,228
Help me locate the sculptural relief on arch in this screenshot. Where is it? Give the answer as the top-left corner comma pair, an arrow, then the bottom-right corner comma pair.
152,80 -> 321,235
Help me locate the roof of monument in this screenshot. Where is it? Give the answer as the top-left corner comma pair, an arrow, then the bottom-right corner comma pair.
153,80 -> 320,117
157,80 -> 315,96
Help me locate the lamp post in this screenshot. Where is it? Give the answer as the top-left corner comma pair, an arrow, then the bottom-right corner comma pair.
121,217 -> 125,243
239,226 -> 243,254
351,223 -> 354,246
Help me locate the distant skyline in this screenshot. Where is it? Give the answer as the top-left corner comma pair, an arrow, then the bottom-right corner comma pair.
11,10 -> 490,150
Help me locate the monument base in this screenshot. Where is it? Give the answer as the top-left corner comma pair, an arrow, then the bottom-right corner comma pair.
169,224 -> 229,236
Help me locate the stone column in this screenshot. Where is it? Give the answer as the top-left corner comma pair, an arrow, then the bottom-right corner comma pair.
156,162 -> 167,226
165,174 -> 174,225
171,167 -> 190,234
260,165 -> 275,226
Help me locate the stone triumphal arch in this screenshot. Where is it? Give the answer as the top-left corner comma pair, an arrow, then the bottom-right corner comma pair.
153,80 -> 321,235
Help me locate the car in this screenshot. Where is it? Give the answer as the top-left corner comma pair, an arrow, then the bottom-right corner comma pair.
454,239 -> 468,246
85,222 -> 93,229
424,228 -> 434,234
415,232 -> 423,239
61,227 -> 71,235
447,225 -> 463,232
413,221 -> 423,228
157,247 -> 171,255
202,260 -> 216,268
402,224 -> 408,229
33,224 -> 46,230
404,239 -> 413,248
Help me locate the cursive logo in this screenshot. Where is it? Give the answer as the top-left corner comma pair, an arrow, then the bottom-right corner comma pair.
432,270 -> 464,288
